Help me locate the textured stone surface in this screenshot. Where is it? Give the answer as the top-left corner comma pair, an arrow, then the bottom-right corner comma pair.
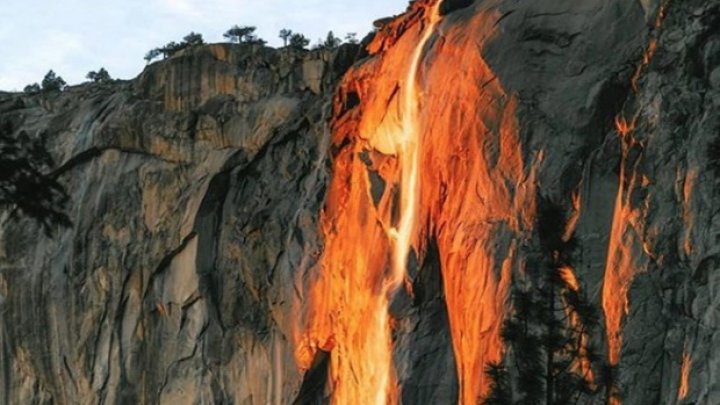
606,2 -> 720,403
0,43 -> 349,404
0,0 -> 719,404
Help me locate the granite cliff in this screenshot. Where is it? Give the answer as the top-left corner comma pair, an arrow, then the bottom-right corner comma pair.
1,0 -> 719,404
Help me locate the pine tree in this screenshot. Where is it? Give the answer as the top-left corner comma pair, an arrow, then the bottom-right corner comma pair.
86,68 -> 112,84
0,120 -> 70,234
23,83 -> 41,94
224,25 -> 261,44
483,197 -> 606,405
158,41 -> 187,58
322,31 -> 342,49
144,48 -> 161,63
41,70 -> 66,93
289,33 -> 310,50
145,32 -> 205,64
182,31 -> 204,46
344,32 -> 359,44
279,29 -> 293,46
484,363 -> 513,405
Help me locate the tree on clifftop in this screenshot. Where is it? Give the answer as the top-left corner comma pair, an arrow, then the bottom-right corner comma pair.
183,32 -> 205,46
224,25 -> 264,44
41,70 -> 66,93
144,48 -> 162,63
322,31 -> 342,49
279,28 -> 293,46
289,33 -> 310,50
23,83 -> 41,94
144,32 -> 206,63
159,41 -> 187,58
344,32 -> 359,44
86,68 -> 112,84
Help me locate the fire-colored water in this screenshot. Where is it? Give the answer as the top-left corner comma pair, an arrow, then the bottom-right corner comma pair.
682,169 -> 697,257
560,266 -> 580,292
296,2 -> 442,404
418,8 -> 542,398
563,190 -> 582,242
411,6 -> 541,400
296,2 -> 538,404
602,115 -> 643,367
602,2 -> 668,383
389,2 -> 441,297
678,351 -> 691,400
630,2 -> 667,91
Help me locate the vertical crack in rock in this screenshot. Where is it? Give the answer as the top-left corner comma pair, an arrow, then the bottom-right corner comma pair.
193,168 -> 232,331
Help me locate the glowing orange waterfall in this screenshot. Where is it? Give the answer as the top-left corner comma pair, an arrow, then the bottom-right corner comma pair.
296,3 -> 537,404
678,351 -> 691,401
601,5 -> 668,395
364,4 -> 442,402
602,116 -> 638,369
418,11 -> 538,401
389,3 -> 440,294
295,3 -> 442,404
601,115 -> 654,405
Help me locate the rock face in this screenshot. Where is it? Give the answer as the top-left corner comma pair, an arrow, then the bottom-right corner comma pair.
0,43 -> 356,404
0,1 -> 719,405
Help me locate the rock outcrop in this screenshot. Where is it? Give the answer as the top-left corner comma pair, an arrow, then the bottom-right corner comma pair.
0,42 -> 356,404
1,0 -> 719,404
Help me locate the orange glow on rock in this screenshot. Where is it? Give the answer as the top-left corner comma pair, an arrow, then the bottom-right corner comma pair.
630,2 -> 668,91
630,39 -> 657,92
560,265 -> 595,386
563,190 -> 582,243
389,1 -> 441,296
416,8 -> 538,401
296,2 -> 537,404
603,3 -> 668,377
296,2 -> 444,404
678,351 -> 691,401
602,121 -> 646,367
682,169 -> 697,258
559,266 -> 580,292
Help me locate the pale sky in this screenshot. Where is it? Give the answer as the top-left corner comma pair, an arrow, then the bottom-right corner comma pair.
0,0 -> 408,91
